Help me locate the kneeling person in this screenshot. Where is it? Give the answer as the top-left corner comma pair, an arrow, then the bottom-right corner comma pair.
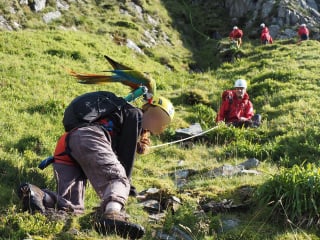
19,92 -> 174,239
216,79 -> 261,128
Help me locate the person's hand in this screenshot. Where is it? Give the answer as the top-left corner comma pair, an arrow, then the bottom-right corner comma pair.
239,117 -> 247,122
137,131 -> 151,154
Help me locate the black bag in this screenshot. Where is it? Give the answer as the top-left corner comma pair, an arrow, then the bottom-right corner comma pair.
63,91 -> 127,132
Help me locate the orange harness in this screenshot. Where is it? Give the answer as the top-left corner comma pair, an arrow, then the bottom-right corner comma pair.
53,132 -> 75,166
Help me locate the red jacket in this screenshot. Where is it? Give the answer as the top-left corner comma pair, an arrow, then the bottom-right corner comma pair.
298,27 -> 309,36
261,27 -> 269,35
229,29 -> 243,39
216,90 -> 254,123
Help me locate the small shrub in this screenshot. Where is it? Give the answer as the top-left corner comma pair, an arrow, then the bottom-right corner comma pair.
112,21 -> 139,30
181,90 -> 210,106
188,104 -> 215,129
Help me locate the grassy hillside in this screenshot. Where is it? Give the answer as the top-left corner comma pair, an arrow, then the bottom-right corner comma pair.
0,1 -> 320,240
0,29 -> 319,240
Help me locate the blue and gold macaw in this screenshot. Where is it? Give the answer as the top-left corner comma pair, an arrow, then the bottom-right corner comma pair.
69,55 -> 156,95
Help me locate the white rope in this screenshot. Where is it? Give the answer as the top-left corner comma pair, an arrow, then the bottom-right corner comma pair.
149,125 -> 219,149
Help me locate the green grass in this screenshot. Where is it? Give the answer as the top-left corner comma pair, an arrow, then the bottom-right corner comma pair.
0,1 -> 320,239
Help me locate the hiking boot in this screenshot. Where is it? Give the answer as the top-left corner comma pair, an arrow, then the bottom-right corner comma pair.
95,211 -> 145,239
17,183 -> 46,214
129,185 -> 138,197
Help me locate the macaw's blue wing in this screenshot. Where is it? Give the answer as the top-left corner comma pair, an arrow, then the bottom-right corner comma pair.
69,55 -> 156,95
110,70 -> 156,94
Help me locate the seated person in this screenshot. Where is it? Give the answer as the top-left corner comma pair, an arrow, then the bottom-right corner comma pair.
216,79 -> 261,127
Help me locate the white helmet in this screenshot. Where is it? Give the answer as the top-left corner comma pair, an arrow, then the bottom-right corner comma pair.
301,23 -> 306,27
233,26 -> 238,30
260,23 -> 265,28
234,79 -> 247,88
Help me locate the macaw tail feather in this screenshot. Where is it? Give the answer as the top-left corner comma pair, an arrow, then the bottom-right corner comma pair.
104,55 -> 132,70
69,70 -> 114,84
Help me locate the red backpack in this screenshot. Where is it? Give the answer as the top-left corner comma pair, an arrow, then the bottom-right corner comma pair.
222,90 -> 234,103
234,29 -> 243,38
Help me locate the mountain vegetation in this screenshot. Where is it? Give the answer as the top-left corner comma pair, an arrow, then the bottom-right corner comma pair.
0,0 -> 319,239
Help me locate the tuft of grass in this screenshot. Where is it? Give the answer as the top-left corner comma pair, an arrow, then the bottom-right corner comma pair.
256,164 -> 320,227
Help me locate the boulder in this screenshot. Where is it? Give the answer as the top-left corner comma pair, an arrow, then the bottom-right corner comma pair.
30,0 -> 46,12
43,11 -> 62,24
0,15 -> 13,30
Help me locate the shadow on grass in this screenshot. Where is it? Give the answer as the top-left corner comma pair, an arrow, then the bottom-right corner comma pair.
159,0 -> 231,70
0,158 -> 48,209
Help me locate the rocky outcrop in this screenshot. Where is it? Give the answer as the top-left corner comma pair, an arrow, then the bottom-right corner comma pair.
0,0 -> 319,41
226,0 -> 320,39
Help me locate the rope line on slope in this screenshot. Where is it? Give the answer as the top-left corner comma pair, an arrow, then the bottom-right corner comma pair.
149,125 -> 219,149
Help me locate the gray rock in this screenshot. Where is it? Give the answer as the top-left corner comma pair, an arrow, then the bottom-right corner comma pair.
283,28 -> 297,38
119,8 -> 129,15
298,0 -> 309,9
306,0 -> 319,11
149,212 -> 166,222
143,30 -> 157,46
226,0 -> 319,39
30,0 -> 46,12
241,169 -> 260,175
12,21 -> 22,30
290,10 -> 301,25
156,231 -> 176,240
221,218 -> 240,232
278,4 -> 287,18
127,2 -> 143,20
57,0 -> 70,11
310,8 -> 320,19
43,11 -> 62,24
173,169 -> 196,179
146,187 -> 160,194
175,178 -> 187,188
9,7 -> 16,14
126,39 -> 144,54
175,123 -> 203,137
211,164 -> 244,177
139,199 -> 161,212
269,25 -> 281,38
0,15 -> 13,30
237,158 -> 259,170
261,1 -> 275,18
19,0 -> 28,5
146,14 -> 158,26
225,0 -> 257,18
